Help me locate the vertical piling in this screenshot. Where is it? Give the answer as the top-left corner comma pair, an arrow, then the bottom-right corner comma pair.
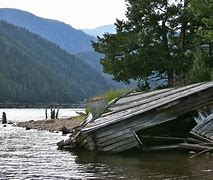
2,112 -> 7,124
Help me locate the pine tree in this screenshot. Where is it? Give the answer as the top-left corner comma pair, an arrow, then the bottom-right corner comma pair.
93,0 -> 212,88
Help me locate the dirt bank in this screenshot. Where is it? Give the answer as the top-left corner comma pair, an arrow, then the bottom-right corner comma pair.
17,115 -> 85,132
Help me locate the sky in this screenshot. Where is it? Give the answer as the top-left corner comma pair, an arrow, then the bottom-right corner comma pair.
0,0 -> 127,29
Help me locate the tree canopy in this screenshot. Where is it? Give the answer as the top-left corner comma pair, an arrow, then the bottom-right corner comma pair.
92,0 -> 212,88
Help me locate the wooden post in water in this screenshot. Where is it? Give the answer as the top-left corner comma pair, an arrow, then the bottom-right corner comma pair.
2,112 -> 7,124
51,109 -> 55,119
56,108 -> 59,119
45,108 -> 48,119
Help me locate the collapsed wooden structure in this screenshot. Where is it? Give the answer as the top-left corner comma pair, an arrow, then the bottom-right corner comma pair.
58,81 -> 213,153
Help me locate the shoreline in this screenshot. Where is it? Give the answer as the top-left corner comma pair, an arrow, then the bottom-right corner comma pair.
16,115 -> 85,133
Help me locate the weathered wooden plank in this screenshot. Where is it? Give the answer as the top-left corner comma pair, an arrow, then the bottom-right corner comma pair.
99,132 -> 134,148
86,100 -> 212,141
113,88 -> 172,106
95,116 -> 178,150
140,135 -> 186,142
192,120 -> 208,132
111,141 -> 138,153
186,137 -> 204,144
102,136 -> 137,152
85,135 -> 96,151
108,83 -> 203,114
85,83 -> 213,152
141,144 -> 180,151
110,88 -> 172,109
196,122 -> 212,135
202,123 -> 213,136
179,143 -> 213,151
191,113 -> 213,141
95,112 -> 174,141
192,113 -> 213,132
98,129 -> 133,143
80,140 -> 90,150
85,83 -> 213,129
204,129 -> 213,139
190,131 -> 213,143
90,100 -> 212,151
114,82 -> 203,106
82,89 -> 213,133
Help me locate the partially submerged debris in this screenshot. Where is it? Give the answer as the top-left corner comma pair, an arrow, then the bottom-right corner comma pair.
58,82 -> 213,154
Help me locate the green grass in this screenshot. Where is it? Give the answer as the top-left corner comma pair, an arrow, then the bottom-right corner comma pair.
102,89 -> 130,104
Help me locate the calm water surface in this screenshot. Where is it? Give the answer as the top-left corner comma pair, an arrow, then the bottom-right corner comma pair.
0,108 -> 83,122
0,109 -> 213,179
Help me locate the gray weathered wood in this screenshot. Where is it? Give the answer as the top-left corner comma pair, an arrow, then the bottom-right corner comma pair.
179,143 -> 213,151
190,131 -> 213,143
141,144 -> 180,151
99,132 -> 134,148
75,81 -> 213,153
82,88 -> 213,133
102,136 -> 137,152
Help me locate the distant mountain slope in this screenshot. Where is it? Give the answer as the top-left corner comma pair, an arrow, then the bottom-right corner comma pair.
83,24 -> 116,37
0,8 -> 95,54
0,8 -> 127,89
0,21 -> 111,103
75,51 -> 129,88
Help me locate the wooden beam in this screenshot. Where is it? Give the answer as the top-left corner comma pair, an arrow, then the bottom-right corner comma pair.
190,131 -> 213,143
179,143 -> 213,151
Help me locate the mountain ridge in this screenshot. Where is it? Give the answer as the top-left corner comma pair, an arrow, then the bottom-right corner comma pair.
0,20 -> 111,103
0,8 -> 95,54
83,24 -> 116,37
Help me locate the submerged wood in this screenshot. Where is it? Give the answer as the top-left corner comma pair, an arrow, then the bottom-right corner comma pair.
188,147 -> 213,159
141,144 -> 180,151
179,143 -> 213,151
58,81 -> 213,153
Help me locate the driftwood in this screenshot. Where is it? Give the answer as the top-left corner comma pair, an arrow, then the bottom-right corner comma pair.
140,135 -> 186,142
190,131 -> 212,143
179,143 -> 213,151
188,147 -> 213,159
141,144 -> 180,151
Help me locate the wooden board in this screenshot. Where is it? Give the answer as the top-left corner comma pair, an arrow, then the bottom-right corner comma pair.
192,113 -> 213,140
82,87 -> 213,133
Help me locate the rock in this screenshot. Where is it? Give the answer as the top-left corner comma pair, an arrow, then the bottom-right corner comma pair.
57,140 -> 65,150
61,126 -> 70,135
26,126 -> 31,130
189,151 -> 196,154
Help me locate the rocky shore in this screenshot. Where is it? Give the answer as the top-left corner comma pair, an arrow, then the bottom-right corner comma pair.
17,115 -> 85,133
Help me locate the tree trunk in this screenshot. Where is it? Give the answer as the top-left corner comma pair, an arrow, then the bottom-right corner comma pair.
167,69 -> 174,87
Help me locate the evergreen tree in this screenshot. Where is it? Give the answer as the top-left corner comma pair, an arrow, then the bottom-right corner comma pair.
93,0 -> 212,88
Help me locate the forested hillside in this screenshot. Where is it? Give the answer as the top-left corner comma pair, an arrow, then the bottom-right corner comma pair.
0,8 -> 95,53
0,9 -> 133,89
0,21 -> 111,103
75,51 -> 127,88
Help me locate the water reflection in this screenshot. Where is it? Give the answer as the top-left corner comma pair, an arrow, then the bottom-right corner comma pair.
0,125 -> 91,179
0,112 -> 213,179
74,150 -> 213,179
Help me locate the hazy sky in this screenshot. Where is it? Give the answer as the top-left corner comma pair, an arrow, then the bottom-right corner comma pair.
0,0 -> 127,29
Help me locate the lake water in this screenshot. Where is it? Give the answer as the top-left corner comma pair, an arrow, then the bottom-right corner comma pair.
0,109 -> 213,179
0,108 -> 83,122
